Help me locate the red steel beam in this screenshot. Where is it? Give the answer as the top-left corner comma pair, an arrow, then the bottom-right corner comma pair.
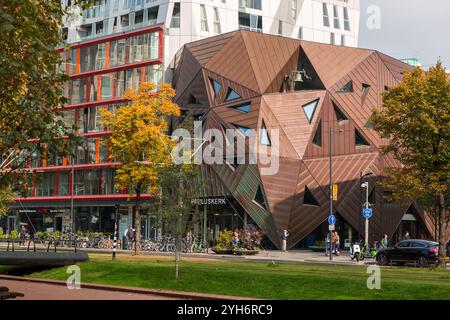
15,194 -> 154,202
56,24 -> 164,52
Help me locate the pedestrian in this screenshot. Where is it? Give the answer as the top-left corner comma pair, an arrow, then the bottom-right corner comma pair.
19,225 -> 27,245
126,226 -> 135,250
331,230 -> 340,254
403,231 -> 410,240
232,228 -> 239,247
381,234 -> 388,249
281,229 -> 289,252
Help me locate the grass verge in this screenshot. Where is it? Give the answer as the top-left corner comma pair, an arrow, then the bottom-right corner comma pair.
1,253 -> 449,300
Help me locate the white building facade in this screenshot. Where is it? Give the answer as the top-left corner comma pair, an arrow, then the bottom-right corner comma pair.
64,0 -> 360,81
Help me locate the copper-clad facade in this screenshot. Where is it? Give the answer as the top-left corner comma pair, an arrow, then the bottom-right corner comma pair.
173,30 -> 432,249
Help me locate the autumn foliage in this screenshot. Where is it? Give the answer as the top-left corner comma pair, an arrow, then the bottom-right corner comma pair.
101,82 -> 180,253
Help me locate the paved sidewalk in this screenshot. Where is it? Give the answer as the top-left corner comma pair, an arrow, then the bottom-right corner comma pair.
0,275 -> 255,300
0,279 -> 177,300
0,243 -> 373,265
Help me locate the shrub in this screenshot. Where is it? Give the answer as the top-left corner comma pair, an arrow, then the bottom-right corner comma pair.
9,230 -> 19,239
236,227 -> 263,250
216,229 -> 233,249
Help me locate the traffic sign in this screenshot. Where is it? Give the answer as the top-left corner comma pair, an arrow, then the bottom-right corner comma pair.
363,208 -> 373,219
332,184 -> 338,201
328,215 -> 336,225
329,225 -> 335,231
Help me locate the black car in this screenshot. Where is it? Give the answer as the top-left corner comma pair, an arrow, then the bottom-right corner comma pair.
376,239 -> 439,267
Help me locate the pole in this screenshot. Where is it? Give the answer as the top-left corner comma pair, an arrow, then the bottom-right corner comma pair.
365,183 -> 369,256
70,161 -> 74,232
329,128 -> 333,261
112,204 -> 119,260
203,204 -> 207,251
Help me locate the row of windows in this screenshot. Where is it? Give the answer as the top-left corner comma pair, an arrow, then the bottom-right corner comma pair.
65,65 -> 163,105
60,103 -> 125,134
26,136 -> 112,169
66,31 -> 160,75
77,4 -> 160,40
30,169 -> 117,197
323,3 -> 351,31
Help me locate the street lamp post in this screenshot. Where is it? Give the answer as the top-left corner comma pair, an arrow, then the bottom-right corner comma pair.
329,128 -> 333,261
361,181 -> 369,255
360,171 -> 373,256
70,161 -> 74,232
112,204 -> 119,260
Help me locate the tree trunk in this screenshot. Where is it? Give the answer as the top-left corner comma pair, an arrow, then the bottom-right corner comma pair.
134,188 -> 142,255
438,192 -> 447,268
175,168 -> 183,280
434,206 -> 439,242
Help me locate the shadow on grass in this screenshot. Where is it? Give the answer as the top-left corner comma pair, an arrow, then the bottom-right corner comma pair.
0,265 -> 61,276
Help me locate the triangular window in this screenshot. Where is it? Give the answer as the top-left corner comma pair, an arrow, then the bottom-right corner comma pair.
355,129 -> 370,146
303,186 -> 320,206
333,101 -> 348,122
302,99 -> 319,124
232,103 -> 251,113
362,83 -> 371,96
260,121 -> 271,146
226,89 -> 241,101
312,120 -> 322,147
234,124 -> 251,136
189,94 -> 199,104
211,79 -> 221,95
339,80 -> 353,92
254,185 -> 268,210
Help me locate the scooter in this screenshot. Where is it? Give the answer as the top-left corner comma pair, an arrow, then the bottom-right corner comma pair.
350,241 -> 362,262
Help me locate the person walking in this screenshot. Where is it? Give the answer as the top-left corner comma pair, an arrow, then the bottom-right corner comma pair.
232,228 -> 239,247
19,225 -> 27,246
125,226 -> 135,250
381,234 -> 388,249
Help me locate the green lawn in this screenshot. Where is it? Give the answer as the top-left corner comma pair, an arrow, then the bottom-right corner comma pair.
1,254 -> 450,300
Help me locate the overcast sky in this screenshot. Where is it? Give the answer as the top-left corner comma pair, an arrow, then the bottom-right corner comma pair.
359,0 -> 449,69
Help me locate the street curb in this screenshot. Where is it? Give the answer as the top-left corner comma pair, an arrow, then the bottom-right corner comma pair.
0,274 -> 257,300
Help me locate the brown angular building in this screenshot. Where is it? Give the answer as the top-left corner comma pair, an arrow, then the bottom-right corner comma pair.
172,30 -> 433,249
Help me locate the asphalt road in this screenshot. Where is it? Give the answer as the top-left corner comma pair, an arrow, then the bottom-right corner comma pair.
0,279 -> 177,300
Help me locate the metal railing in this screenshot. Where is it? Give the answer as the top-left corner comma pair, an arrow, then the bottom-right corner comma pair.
0,239 -> 80,253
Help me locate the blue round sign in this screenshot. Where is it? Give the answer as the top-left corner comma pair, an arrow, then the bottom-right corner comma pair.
363,208 -> 373,219
328,215 -> 336,225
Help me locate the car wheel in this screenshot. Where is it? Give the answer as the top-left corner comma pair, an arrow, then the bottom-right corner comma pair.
377,253 -> 389,266
416,256 -> 429,268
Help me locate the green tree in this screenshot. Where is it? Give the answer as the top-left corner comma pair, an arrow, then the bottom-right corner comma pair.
0,1 -> 90,209
101,82 -> 180,254
371,62 -> 450,267
155,113 -> 204,279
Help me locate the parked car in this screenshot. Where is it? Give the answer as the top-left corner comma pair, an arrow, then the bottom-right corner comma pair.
376,239 -> 439,268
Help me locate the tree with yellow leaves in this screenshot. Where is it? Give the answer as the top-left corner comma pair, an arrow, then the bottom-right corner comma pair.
371,62 -> 450,267
101,82 -> 180,254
